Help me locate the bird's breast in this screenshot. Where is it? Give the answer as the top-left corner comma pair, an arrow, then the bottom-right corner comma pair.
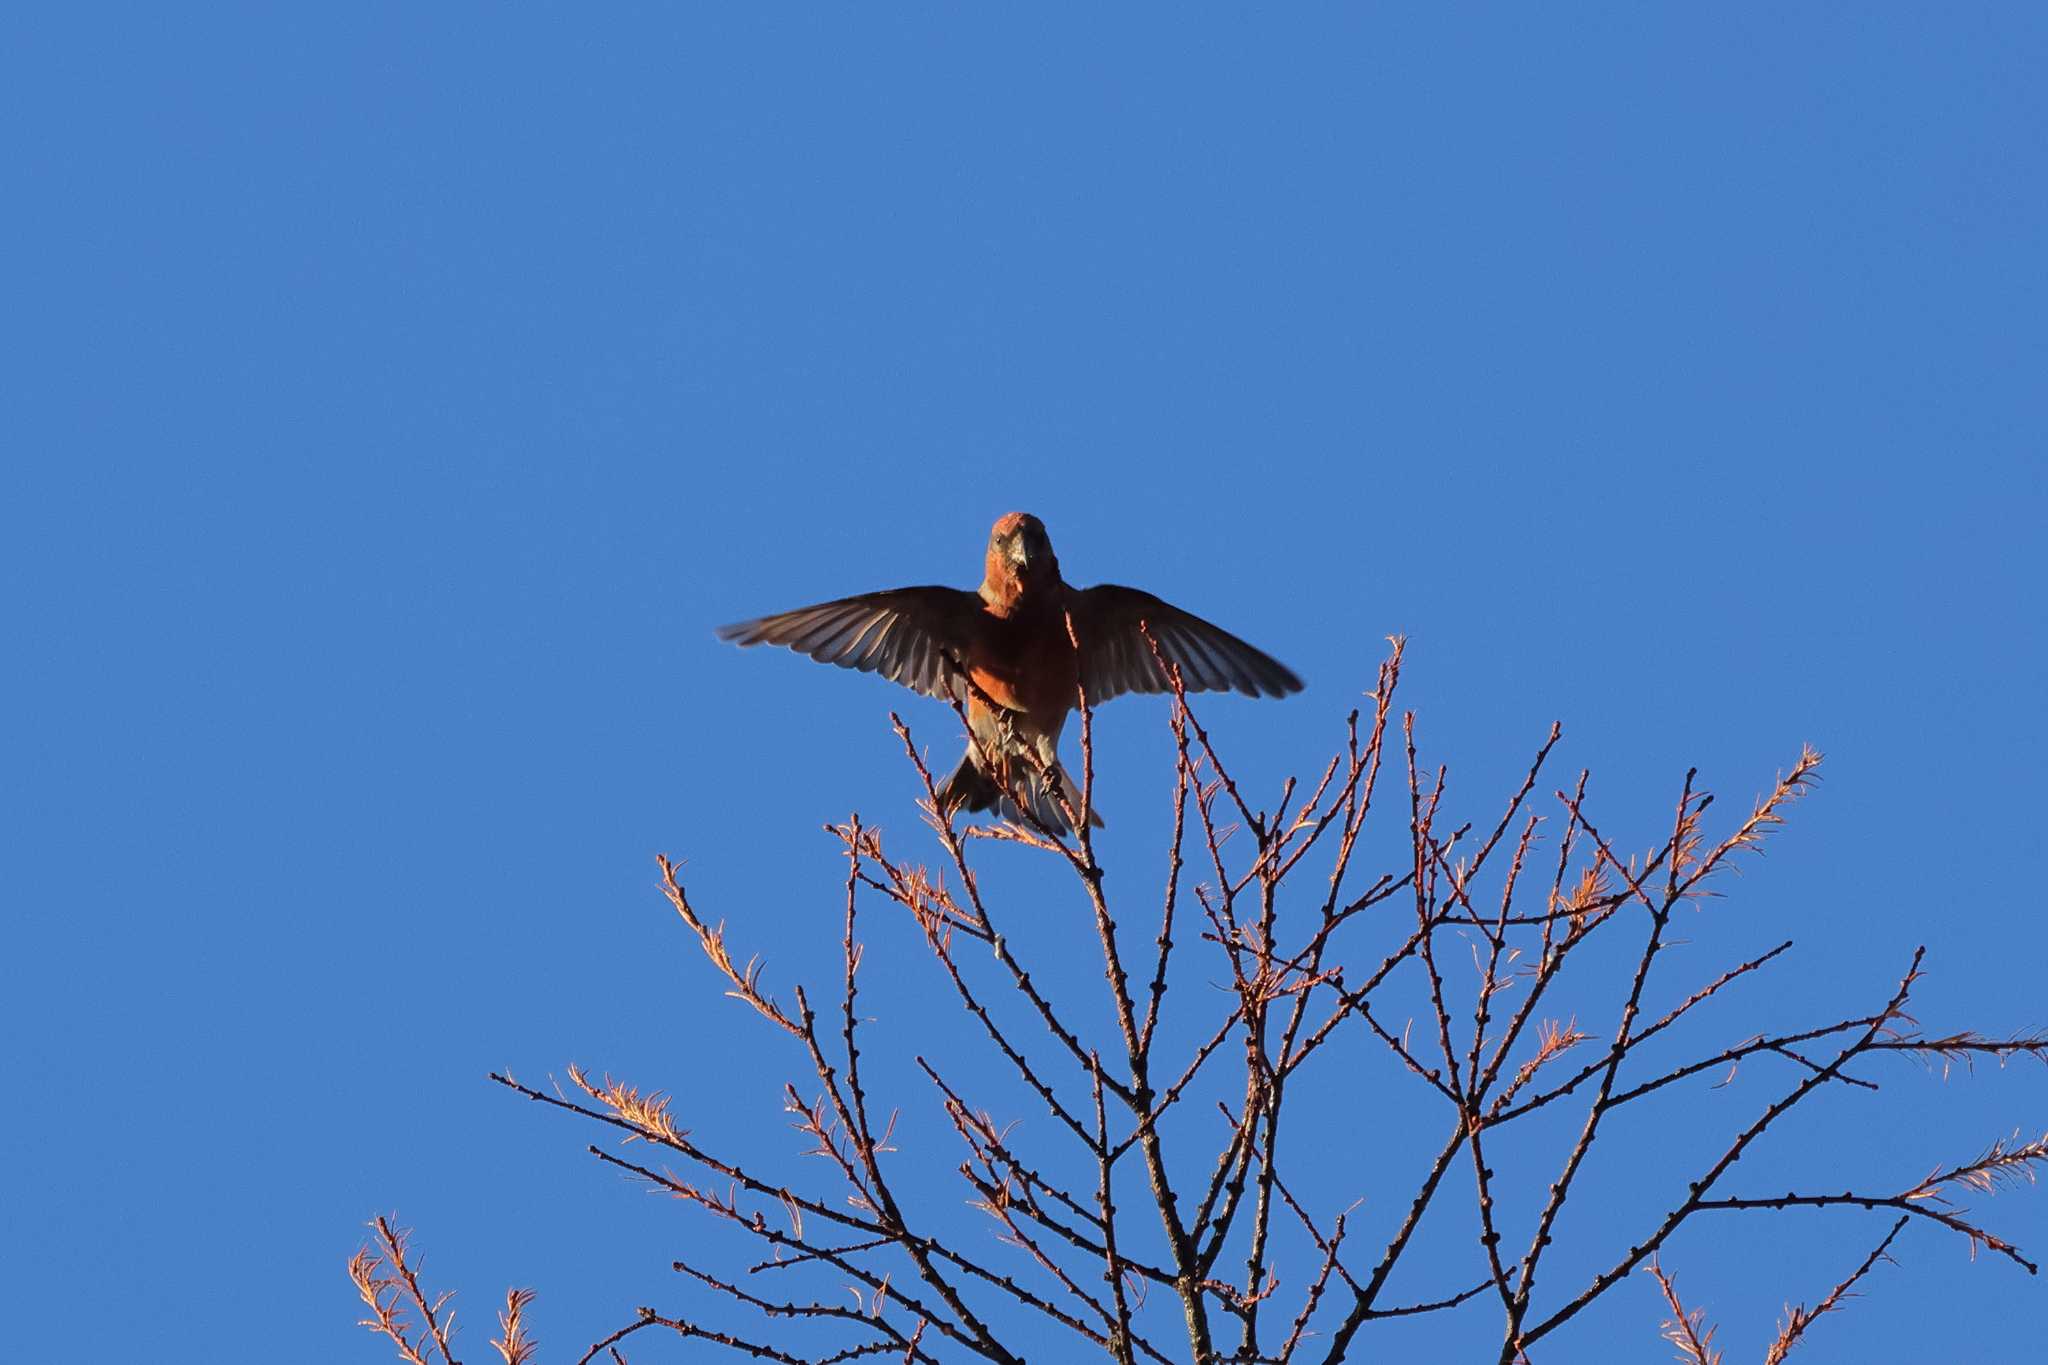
966,613 -> 1081,721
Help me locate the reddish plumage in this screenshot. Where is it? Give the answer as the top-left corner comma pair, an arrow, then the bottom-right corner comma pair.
718,513 -> 1302,829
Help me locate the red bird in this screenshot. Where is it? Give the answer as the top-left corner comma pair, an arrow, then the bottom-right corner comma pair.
718,512 -> 1302,829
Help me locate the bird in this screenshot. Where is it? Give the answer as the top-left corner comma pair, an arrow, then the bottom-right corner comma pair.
717,512 -> 1302,831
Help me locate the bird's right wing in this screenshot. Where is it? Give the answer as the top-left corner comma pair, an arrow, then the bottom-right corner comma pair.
717,587 -> 983,702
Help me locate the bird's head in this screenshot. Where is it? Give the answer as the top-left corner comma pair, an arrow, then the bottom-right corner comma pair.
985,512 -> 1060,600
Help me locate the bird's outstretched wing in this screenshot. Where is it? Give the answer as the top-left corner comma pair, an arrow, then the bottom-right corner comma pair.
1069,585 -> 1303,702
717,587 -> 982,701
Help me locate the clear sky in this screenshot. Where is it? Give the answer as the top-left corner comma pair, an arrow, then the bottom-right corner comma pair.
5,5 -> 2044,1361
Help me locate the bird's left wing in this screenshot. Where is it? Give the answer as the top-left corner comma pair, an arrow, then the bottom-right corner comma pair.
1064,585 -> 1302,703
1069,585 -> 1303,702
717,587 -> 983,702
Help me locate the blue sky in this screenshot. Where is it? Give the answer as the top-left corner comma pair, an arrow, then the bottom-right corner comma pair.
5,5 -> 2044,1360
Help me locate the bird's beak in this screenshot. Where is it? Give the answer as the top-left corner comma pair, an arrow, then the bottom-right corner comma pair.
1008,540 -> 1032,571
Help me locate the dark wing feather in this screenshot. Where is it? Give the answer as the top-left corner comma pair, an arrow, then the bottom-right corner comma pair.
717,587 -> 980,701
1070,585 -> 1303,702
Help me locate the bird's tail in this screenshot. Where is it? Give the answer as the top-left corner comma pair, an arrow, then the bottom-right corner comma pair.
937,750 -> 1105,832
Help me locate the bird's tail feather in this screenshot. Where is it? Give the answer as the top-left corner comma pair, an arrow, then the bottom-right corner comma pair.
937,752 -> 1104,831
936,753 -> 1001,816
